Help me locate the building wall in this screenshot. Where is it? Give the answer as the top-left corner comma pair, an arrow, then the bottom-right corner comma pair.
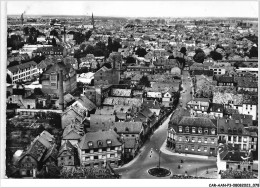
19,155 -> 38,177
22,98 -> 36,109
58,152 -> 75,167
78,146 -> 122,168
226,161 -> 253,172
218,134 -> 257,151
173,135 -> 218,156
242,104 -> 257,120
11,66 -> 38,84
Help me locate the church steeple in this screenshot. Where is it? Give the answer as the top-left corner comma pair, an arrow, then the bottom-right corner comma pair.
91,13 -> 95,30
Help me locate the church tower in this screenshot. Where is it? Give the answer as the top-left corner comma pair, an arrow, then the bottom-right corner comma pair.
91,13 -> 95,30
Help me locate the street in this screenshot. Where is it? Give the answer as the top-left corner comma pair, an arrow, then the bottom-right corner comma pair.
114,70 -> 217,179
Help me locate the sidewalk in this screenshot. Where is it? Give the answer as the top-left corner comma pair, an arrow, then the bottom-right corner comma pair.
160,141 -> 216,160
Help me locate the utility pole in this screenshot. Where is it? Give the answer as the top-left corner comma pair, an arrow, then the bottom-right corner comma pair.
158,150 -> 161,169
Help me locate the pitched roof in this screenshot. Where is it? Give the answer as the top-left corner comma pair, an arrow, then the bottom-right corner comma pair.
42,144 -> 58,162
111,88 -> 132,97
210,103 -> 224,113
63,129 -> 82,140
103,97 -> 142,107
95,106 -> 115,115
58,140 -> 76,157
217,119 -> 251,136
77,95 -> 97,111
113,122 -> 142,134
78,130 -> 122,149
178,116 -> 217,128
124,137 -> 137,149
7,61 -> 37,73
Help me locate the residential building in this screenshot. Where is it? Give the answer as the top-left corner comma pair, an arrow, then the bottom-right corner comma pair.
77,130 -> 123,168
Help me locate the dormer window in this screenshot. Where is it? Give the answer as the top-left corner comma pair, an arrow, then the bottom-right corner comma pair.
97,140 -> 103,147
228,128 -> 232,134
185,126 -> 189,133
125,127 -> 129,132
88,141 -> 93,148
233,128 -> 237,134
178,126 -> 182,133
192,127 -> 196,133
211,128 -> 215,135
106,139 -> 112,146
204,128 -> 208,134
198,127 -> 202,134
238,128 -> 242,134
220,127 -> 224,133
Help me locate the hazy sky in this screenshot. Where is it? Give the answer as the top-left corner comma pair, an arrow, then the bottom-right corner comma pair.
7,1 -> 258,18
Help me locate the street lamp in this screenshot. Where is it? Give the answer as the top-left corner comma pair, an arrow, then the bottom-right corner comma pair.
158,150 -> 161,169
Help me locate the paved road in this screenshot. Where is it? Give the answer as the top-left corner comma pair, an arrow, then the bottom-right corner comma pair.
114,70 -> 217,179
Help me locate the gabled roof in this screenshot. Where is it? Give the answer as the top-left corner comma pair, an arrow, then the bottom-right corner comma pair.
77,95 -> 97,111
178,116 -> 217,128
42,144 -> 58,162
58,140 -> 76,157
113,122 -> 142,134
63,129 -> 82,140
217,119 -> 251,136
78,130 -> 122,150
7,61 -> 37,73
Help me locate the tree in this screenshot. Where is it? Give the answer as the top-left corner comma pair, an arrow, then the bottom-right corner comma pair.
34,88 -> 43,95
102,62 -> 112,69
85,30 -> 92,41
125,56 -> 136,64
193,48 -> 206,63
249,46 -> 258,58
210,50 -> 223,61
138,76 -> 151,87
135,47 -> 147,57
6,74 -> 12,84
168,55 -> 175,59
180,47 -> 187,56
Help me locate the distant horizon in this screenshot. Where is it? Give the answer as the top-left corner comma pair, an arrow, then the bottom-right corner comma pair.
7,1 -> 258,18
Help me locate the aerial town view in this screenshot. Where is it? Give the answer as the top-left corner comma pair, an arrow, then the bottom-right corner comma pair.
3,0 -> 259,183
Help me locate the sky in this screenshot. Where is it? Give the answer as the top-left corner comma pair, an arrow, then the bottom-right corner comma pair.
7,1 -> 258,18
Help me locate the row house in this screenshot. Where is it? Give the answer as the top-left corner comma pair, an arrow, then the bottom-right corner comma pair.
77,130 -> 123,168
217,118 -> 258,151
32,46 -> 64,57
7,61 -> 38,84
167,116 -> 218,156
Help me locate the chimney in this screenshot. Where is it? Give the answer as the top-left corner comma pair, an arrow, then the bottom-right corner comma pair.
59,69 -> 64,111
21,13 -> 24,25
63,26 -> 66,43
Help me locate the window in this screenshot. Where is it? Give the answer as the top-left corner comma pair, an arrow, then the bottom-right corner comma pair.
204,129 -> 208,134
90,150 -> 94,154
204,138 -> 208,143
204,147 -> 207,152
243,144 -> 247,150
233,136 -> 237,142
191,137 -> 195,142
211,138 -> 215,143
185,145 -> 188,150
185,136 -> 189,142
211,129 -> 215,135
191,145 -> 195,151
94,156 -> 98,160
88,141 -> 93,148
198,128 -> 202,134
185,126 -> 189,133
192,127 -> 196,133
228,136 -> 231,141
243,137 -> 247,142
61,157 -> 64,160
178,126 -> 182,133
238,136 -> 242,142
178,145 -> 182,150
226,164 -> 229,169
198,137 -> 202,143
178,137 -> 182,141
198,146 -> 201,151
107,148 -> 110,152
238,165 -> 240,169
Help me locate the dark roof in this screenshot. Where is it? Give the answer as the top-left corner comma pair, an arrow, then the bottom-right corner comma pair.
169,108 -> 191,126
231,114 -> 253,126
217,119 -> 251,136
77,95 -> 97,111
178,116 -> 217,128
7,61 -> 37,73
190,70 -> 214,77
217,76 -> 234,83
243,95 -> 258,105
58,140 -> 76,157
124,137 -> 137,149
78,130 -> 122,150
210,103 -> 224,113
113,122 -> 142,134
143,99 -> 161,109
42,144 -> 58,162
